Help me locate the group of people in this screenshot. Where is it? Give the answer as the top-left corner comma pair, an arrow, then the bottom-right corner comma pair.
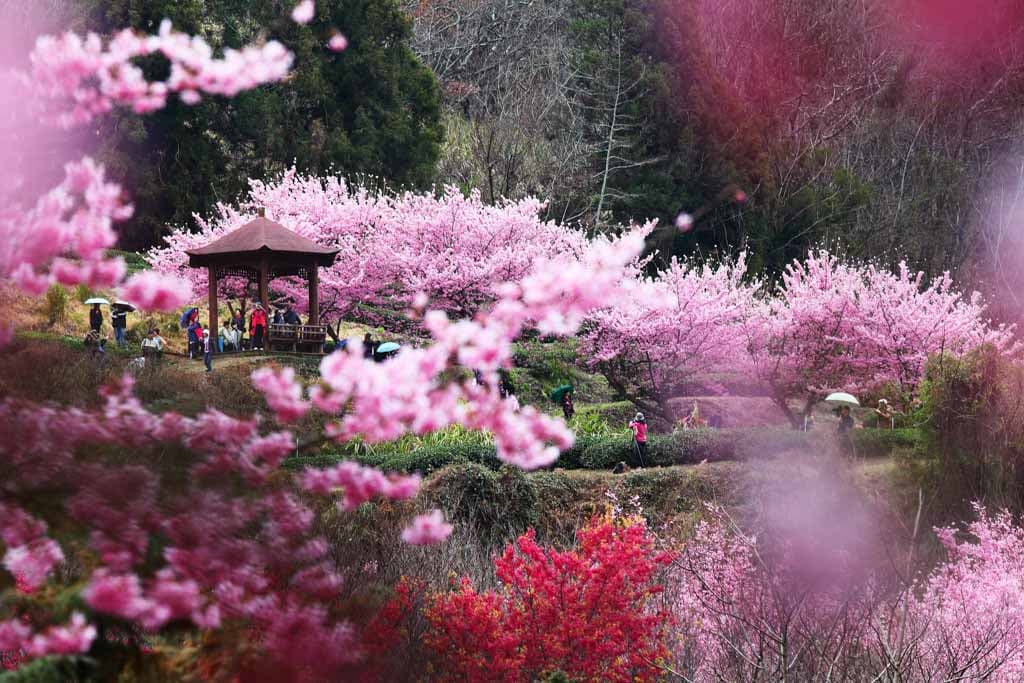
836,399 -> 896,435
89,303 -> 129,349
182,302 -> 305,367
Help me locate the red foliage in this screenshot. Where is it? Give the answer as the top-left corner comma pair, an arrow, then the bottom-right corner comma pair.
421,518 -> 675,682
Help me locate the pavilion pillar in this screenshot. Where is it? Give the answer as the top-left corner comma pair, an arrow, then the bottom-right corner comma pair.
308,265 -> 319,325
258,258 -> 270,312
207,266 -> 218,354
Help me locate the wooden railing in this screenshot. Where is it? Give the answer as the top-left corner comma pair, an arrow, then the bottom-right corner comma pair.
267,323 -> 327,354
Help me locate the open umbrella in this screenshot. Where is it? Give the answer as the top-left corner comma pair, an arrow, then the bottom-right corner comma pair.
84,297 -> 110,305
824,392 -> 860,408
179,307 -> 198,328
112,300 -> 136,312
376,342 -> 400,353
549,384 -> 574,403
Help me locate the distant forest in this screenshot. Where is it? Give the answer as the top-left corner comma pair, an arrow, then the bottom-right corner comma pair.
12,0 -> 1024,313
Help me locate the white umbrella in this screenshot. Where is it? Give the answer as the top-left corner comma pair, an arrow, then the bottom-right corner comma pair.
84,297 -> 110,305
112,300 -> 136,312
824,392 -> 860,408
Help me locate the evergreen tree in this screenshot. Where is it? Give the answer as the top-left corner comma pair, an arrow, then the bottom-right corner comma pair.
77,0 -> 443,250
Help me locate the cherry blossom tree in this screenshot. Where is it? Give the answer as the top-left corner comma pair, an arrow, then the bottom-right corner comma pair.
747,250 -> 1016,427
580,253 -> 759,422
669,505 -> 1024,682
0,9 -> 651,679
147,170 -> 623,324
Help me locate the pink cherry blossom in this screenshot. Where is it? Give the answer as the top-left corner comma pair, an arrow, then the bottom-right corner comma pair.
401,510 -> 454,545
28,21 -> 293,129
120,270 -> 194,312
329,33 -> 349,51
27,613 -> 96,657
292,0 -> 316,24
675,212 -> 694,231
252,366 -> 310,423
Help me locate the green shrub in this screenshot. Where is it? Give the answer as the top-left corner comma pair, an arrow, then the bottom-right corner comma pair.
421,463 -> 538,544
44,284 -> 68,325
357,442 -> 500,476
74,284 -> 92,303
848,428 -> 921,458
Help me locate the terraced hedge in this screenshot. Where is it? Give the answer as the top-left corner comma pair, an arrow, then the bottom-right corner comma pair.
287,427 -> 921,474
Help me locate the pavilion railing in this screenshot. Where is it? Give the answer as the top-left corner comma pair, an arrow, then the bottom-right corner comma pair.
267,323 -> 327,354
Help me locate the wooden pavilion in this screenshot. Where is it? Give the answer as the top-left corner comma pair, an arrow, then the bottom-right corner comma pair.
186,209 -> 339,353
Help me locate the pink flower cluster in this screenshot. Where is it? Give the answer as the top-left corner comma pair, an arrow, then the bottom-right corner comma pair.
118,270 -> 194,312
301,461 -> 421,510
668,504 -> 1024,681
148,170 -> 631,321
29,21 -> 293,129
0,613 -> 96,663
401,510 -> 454,545
2,158 -> 130,297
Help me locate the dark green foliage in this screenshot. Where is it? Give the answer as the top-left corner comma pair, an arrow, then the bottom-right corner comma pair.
78,0 -> 442,250
847,429 -> 921,459
906,348 -> 1024,513
344,426 -> 921,475
360,443 -> 501,476
0,657 -> 88,683
421,463 -> 538,544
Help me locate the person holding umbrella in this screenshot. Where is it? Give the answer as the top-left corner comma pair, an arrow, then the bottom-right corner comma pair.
825,392 -> 859,436
562,391 -> 574,421
86,299 -> 107,333
187,315 -> 202,359
111,301 -> 133,348
629,412 -> 648,466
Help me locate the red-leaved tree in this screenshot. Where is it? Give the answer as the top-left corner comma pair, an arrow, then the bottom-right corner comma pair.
417,516 -> 674,682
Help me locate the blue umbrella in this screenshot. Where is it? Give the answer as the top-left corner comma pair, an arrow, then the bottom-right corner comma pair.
179,307 -> 198,328
376,342 -> 400,353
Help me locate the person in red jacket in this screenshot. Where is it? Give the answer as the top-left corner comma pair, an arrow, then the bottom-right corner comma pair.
629,412 -> 648,466
250,303 -> 267,351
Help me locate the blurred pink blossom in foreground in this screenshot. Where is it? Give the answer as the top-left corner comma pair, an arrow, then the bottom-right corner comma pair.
402,510 -> 454,545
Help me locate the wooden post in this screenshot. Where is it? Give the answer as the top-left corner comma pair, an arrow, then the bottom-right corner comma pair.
207,266 -> 218,353
308,264 -> 319,326
258,259 -> 269,312
258,258 -> 269,351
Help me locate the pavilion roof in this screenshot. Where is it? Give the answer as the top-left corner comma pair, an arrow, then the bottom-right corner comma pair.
186,216 -> 338,268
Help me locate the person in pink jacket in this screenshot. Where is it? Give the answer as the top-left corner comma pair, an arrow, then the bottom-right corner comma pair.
629,412 -> 648,466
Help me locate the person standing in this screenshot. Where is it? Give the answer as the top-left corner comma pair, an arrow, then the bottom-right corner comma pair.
283,305 -> 301,325
231,309 -> 246,348
89,303 -> 103,333
561,391 -> 574,421
874,399 -> 894,429
629,412 -> 648,465
362,332 -> 376,359
250,303 -> 267,351
837,406 -> 855,434
142,329 -> 164,357
202,329 -> 213,372
187,317 -> 202,359
111,307 -> 128,348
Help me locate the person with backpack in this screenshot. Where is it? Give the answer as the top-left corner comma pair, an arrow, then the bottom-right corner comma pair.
250,303 -> 267,351
629,412 -> 648,466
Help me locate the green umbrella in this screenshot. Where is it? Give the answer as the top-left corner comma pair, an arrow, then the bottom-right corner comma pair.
549,384 -> 574,403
